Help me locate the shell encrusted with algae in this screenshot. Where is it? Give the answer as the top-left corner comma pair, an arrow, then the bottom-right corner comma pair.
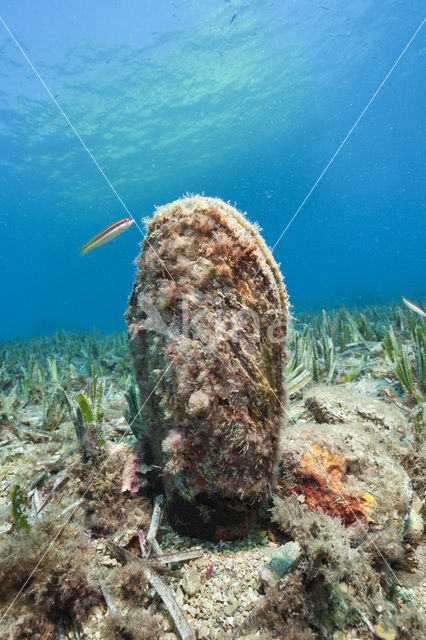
125,196 -> 289,540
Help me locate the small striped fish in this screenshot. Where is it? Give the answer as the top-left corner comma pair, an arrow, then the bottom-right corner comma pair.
402,297 -> 426,318
79,218 -> 135,256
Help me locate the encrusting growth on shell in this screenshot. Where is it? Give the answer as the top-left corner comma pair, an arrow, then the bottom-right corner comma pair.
126,196 -> 289,539
274,422 -> 413,546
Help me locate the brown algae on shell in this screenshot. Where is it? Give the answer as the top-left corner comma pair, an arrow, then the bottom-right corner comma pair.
125,195 -> 289,540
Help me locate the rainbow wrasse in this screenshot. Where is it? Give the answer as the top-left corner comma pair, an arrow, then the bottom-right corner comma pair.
79,217 -> 135,255
402,297 -> 426,318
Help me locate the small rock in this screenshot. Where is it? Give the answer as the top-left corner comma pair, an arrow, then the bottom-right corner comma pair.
182,569 -> 201,596
195,556 -> 209,569
160,613 -> 173,631
197,623 -> 210,639
412,492 -> 422,513
262,547 -> 278,559
100,556 -> 118,566
394,569 -> 423,588
371,343 -> 384,355
223,603 -> 236,616
0,522 -> 12,535
175,585 -> 185,606
375,624 -> 396,640
159,634 -> 179,640
260,541 -> 301,588
405,507 -> 424,543
252,572 -> 263,592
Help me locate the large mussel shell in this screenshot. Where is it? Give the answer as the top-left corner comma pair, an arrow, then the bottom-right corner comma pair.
126,196 -> 289,539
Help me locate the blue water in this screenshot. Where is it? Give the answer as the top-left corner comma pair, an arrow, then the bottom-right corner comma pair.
0,0 -> 424,340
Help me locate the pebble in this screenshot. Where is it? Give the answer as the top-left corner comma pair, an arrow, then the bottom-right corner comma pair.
223,603 -> 236,616
182,569 -> 202,596
100,556 -> 118,566
375,624 -> 396,640
260,541 -> 301,588
195,556 -> 210,569
175,586 -> 185,606
405,507 -> 424,543
371,343 -> 384,355
197,622 -> 210,639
